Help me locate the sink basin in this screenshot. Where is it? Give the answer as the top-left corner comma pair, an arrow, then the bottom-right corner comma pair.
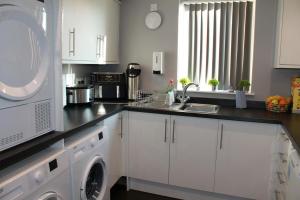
180,103 -> 219,114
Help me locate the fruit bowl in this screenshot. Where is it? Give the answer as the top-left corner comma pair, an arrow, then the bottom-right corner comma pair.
266,96 -> 290,113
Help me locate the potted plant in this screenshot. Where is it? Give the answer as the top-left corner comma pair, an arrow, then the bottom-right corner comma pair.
235,80 -> 251,109
208,79 -> 219,91
238,80 -> 251,92
179,77 -> 191,89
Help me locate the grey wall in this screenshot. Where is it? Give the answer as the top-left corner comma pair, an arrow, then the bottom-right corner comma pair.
120,0 -> 178,93
119,0 -> 300,101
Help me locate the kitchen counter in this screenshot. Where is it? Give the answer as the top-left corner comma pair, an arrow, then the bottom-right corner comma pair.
125,103 -> 300,153
0,103 -> 124,170
1,101 -> 300,171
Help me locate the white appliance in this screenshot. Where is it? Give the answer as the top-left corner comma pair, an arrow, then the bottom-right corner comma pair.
65,123 -> 109,200
0,142 -> 72,200
0,0 -> 57,151
285,150 -> 300,200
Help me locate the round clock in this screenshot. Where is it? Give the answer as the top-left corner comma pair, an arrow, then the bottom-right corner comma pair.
145,11 -> 162,30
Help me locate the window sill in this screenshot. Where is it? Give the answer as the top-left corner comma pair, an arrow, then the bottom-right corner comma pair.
176,89 -> 255,96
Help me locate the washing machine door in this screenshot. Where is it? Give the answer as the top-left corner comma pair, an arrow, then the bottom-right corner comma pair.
37,192 -> 62,200
81,156 -> 108,200
0,2 -> 49,101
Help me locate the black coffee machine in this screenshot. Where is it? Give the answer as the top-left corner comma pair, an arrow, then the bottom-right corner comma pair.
91,72 -> 127,100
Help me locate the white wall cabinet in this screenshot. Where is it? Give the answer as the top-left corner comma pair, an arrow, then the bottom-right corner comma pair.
169,116 -> 218,192
214,120 -> 277,200
103,0 -> 120,64
274,0 -> 300,68
128,112 -> 171,184
62,0 -> 120,64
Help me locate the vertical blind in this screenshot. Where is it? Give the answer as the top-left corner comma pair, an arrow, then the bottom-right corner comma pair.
183,1 -> 254,90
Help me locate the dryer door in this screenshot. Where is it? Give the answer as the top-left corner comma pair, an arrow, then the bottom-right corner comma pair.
37,192 -> 62,200
80,156 -> 108,200
0,3 -> 49,101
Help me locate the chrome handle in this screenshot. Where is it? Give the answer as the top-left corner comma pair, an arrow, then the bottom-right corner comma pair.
220,124 -> 224,149
275,190 -> 284,200
172,120 -> 175,143
164,119 -> 167,143
279,153 -> 287,163
277,172 -> 286,184
69,28 -> 75,56
281,132 -> 289,141
120,115 -> 123,139
96,35 -> 101,57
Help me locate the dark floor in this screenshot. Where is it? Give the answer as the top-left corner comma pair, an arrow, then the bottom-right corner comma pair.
111,189 -> 180,200
110,177 -> 180,200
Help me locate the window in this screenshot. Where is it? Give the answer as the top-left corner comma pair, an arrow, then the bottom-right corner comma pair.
177,0 -> 255,91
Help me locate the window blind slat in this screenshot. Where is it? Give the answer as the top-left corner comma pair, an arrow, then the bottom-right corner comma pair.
207,3 -> 215,83
195,4 -> 202,82
200,3 -> 208,87
236,1 -> 247,85
243,1 -> 253,80
230,2 -> 239,88
224,2 -> 232,89
213,2 -> 221,80
188,4 -> 195,80
218,2 -> 227,90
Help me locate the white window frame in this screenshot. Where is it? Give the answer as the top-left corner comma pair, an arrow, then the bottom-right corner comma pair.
176,0 -> 256,94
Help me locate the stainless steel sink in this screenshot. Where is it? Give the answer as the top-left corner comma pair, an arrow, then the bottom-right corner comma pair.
179,103 -> 219,114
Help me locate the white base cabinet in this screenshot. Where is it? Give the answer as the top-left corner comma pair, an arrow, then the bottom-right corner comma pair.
169,116 -> 218,192
127,112 -> 277,200
104,113 -> 123,188
214,121 -> 277,200
128,112 -> 170,184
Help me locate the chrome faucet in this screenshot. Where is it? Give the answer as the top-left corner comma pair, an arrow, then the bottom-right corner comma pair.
177,82 -> 199,104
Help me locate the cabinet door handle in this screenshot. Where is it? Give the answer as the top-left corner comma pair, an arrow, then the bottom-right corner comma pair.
275,190 -> 284,200
279,153 -> 287,163
120,115 -> 123,139
281,132 -> 289,142
69,28 -> 75,56
96,35 -> 101,57
172,120 -> 175,143
277,172 -> 287,184
164,119 -> 167,143
220,124 -> 224,149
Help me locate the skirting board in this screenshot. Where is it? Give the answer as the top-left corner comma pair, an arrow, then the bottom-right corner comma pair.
127,178 -> 252,200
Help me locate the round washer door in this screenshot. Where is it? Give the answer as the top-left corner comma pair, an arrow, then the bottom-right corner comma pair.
80,156 -> 108,200
0,4 -> 49,101
37,192 -> 62,200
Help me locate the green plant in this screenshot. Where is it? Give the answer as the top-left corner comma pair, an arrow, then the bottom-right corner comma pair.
208,79 -> 219,87
179,77 -> 191,86
238,80 -> 251,91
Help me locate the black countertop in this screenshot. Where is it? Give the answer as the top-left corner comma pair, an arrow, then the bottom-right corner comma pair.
1,102 -> 300,171
125,104 -> 300,153
0,103 -> 123,170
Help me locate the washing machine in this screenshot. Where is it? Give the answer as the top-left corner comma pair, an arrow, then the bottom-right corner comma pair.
65,123 -> 109,200
0,0 -> 58,151
0,142 -> 72,200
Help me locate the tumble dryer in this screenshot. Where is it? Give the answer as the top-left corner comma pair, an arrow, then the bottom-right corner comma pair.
0,0 -> 58,151
65,123 -> 109,200
0,142 -> 72,200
